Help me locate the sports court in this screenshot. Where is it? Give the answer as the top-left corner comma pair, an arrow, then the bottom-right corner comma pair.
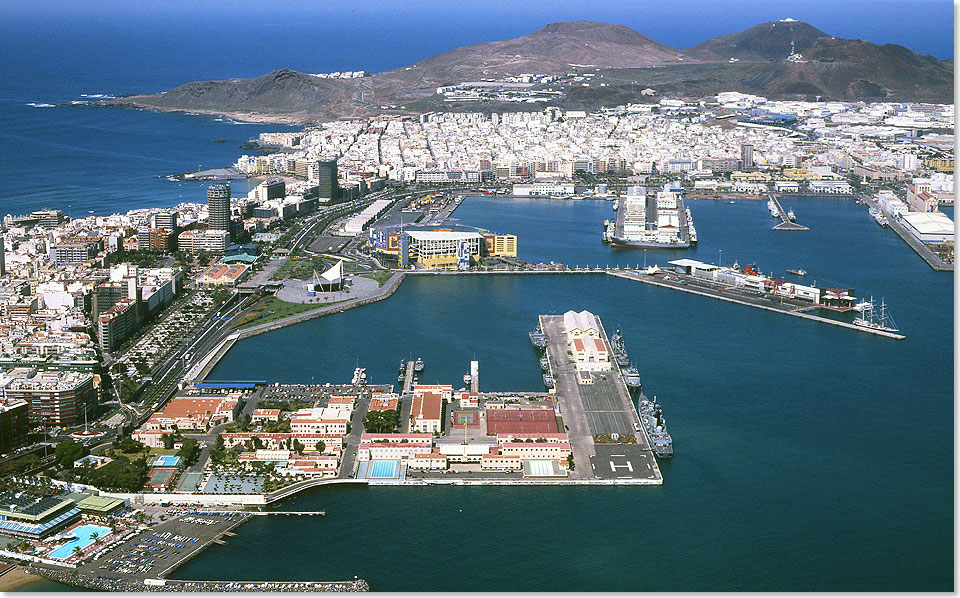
485,409 -> 558,435
356,459 -> 405,480
451,410 -> 483,433
146,468 -> 177,490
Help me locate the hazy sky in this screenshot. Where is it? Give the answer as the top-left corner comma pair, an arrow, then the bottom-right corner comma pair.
5,0 -> 955,59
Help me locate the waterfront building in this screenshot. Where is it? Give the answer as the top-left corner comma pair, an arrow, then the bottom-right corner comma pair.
405,230 -> 484,270
207,183 -> 232,232
3,371 -> 96,427
900,212 -> 955,244
139,395 -> 241,433
255,179 -> 285,202
0,492 -> 80,539
410,391 -> 443,434
563,310 -> 610,372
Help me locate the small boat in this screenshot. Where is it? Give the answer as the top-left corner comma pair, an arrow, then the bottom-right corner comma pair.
623,364 -> 642,390
542,373 -> 555,389
539,356 -> 550,372
786,269 -> 807,276
463,373 -> 472,385
727,200 -> 735,204
529,325 -> 547,350
787,208 -> 796,222
414,357 -> 424,373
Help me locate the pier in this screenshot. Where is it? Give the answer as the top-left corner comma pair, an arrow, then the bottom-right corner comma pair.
861,195 -> 954,271
769,193 -> 809,230
539,313 -> 662,484
402,360 -> 415,393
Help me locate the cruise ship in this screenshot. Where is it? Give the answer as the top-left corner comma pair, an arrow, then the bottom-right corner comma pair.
602,184 -> 693,249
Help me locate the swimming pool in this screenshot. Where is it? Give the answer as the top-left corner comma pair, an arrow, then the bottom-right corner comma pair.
49,525 -> 112,559
150,454 -> 181,468
369,460 -> 400,478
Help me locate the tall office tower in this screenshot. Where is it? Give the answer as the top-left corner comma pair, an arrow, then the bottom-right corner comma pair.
153,211 -> 178,231
741,143 -> 754,170
207,183 -> 232,232
316,159 -> 340,202
0,235 -> 6,276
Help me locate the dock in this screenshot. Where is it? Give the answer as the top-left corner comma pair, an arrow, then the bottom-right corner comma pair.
862,195 -> 954,271
608,270 -> 906,339
770,193 -> 809,230
402,360 -> 415,394
539,314 -> 663,484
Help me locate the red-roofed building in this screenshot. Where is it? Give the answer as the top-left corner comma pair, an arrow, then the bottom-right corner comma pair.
411,391 -> 443,434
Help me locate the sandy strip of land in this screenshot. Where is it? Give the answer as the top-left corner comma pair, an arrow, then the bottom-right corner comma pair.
0,566 -> 43,591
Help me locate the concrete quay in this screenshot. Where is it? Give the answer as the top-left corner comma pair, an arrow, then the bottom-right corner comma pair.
861,195 -> 953,271
539,314 -> 662,484
608,270 -> 906,339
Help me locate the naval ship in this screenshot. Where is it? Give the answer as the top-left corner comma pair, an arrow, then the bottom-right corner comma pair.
637,396 -> 673,458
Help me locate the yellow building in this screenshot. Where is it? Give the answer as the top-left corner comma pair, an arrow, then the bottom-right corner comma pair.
924,158 -> 954,172
488,234 -> 517,257
731,171 -> 772,182
780,167 -> 815,181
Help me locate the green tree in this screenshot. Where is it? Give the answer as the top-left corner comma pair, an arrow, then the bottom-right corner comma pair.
161,433 -> 174,450
176,438 -> 201,467
292,439 -> 304,454
314,441 -> 325,453
251,436 -> 264,450
55,440 -> 88,469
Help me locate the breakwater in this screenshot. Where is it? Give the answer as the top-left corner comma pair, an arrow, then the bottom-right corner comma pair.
19,566 -> 368,592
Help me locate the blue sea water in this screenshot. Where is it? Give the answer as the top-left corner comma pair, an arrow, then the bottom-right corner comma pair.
198,196 -> 952,591
3,2 -> 953,592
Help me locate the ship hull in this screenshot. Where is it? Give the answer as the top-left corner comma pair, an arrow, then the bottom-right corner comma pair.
609,239 -> 690,249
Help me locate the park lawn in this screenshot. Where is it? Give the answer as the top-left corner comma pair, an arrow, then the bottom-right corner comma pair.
232,296 -> 346,329
359,270 -> 393,287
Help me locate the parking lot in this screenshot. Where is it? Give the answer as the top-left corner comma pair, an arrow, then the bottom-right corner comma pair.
77,512 -> 246,582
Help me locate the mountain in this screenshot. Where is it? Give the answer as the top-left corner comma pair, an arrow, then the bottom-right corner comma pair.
685,20 -> 829,61
101,20 -> 953,122
406,21 -> 691,76
746,37 -> 954,100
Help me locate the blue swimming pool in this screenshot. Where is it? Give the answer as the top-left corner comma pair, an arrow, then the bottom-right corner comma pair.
49,525 -> 112,559
369,460 -> 399,478
151,455 -> 181,468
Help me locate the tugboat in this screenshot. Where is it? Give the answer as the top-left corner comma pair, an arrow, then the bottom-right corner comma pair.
529,324 -> 547,350
622,364 -> 642,391
610,328 -> 630,366
637,396 -> 673,458
414,357 -> 424,373
542,373 -> 555,389
539,355 -> 550,372
787,208 -> 796,222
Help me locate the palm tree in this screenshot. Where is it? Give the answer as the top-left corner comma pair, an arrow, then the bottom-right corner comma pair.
90,532 -> 100,545
73,545 -> 82,558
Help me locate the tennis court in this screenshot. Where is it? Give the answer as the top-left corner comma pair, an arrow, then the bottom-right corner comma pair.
485,409 -> 558,435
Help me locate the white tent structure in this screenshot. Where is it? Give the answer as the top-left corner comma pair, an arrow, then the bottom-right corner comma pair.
305,260 -> 345,294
